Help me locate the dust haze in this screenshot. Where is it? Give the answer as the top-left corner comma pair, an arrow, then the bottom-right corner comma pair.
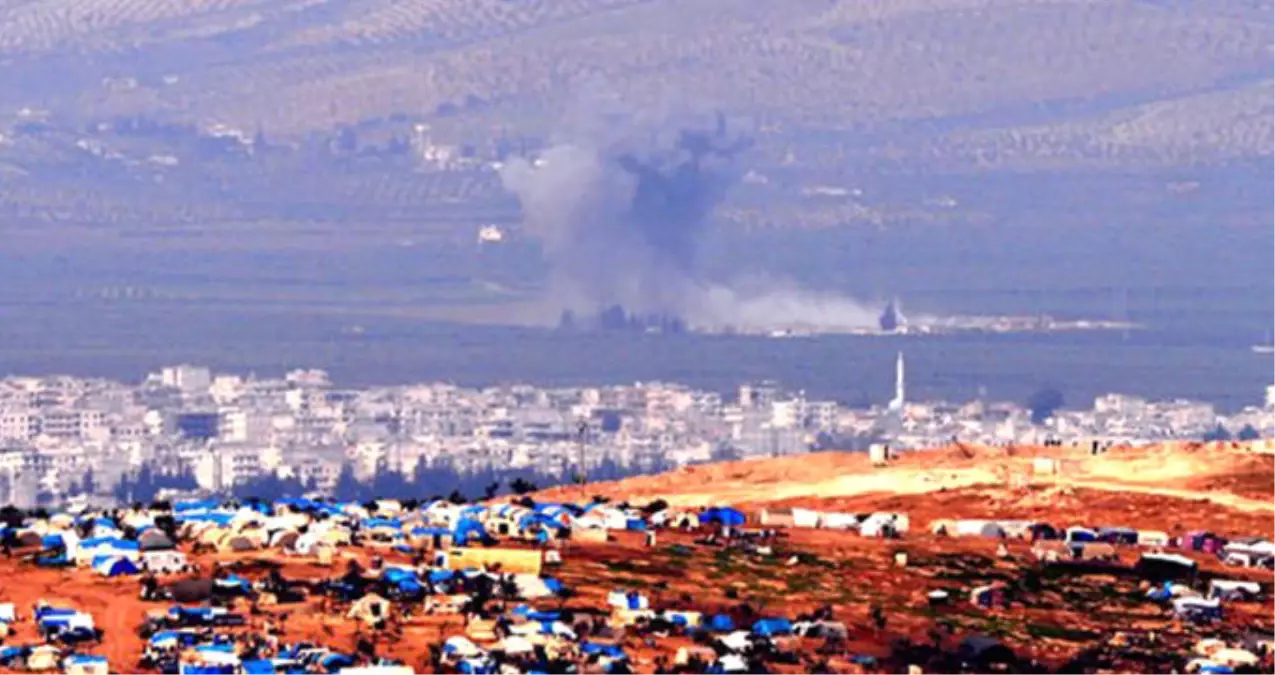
498,105 -> 881,333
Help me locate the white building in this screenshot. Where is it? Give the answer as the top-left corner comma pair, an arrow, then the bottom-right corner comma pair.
194,445 -> 266,492
160,365 -> 212,394
0,409 -> 37,441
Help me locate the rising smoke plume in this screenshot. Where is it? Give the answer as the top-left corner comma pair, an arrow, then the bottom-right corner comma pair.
499,107 -> 881,333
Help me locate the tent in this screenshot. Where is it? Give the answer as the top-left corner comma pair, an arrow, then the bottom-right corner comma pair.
93,555 -> 140,577
1174,597 -> 1223,621
270,530 -> 301,550
240,659 -> 275,674
139,530 -> 176,551
750,618 -> 793,637
221,535 -> 258,553
167,579 -> 215,604
959,636 -> 1016,666
607,590 -> 649,611
347,594 -> 391,627
452,518 -> 490,547
1098,527 -> 1138,545
708,615 -> 735,633
497,636 -> 534,655
1065,527 -> 1097,543
1208,580 -> 1261,602
63,654 -> 108,675
700,508 -> 745,527
27,646 -> 60,671
1136,553 -> 1197,581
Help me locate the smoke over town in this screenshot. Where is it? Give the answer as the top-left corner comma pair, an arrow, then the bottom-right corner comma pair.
499,109 -> 881,333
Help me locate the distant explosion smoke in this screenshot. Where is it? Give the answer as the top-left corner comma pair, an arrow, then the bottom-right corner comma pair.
499,108 -> 880,332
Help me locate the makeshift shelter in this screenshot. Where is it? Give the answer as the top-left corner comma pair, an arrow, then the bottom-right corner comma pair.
819,512 -> 858,530
1065,527 -> 1097,543
143,550 -> 188,574
93,555 -> 140,577
758,508 -> 795,528
1098,527 -> 1138,545
751,618 -> 794,637
859,513 -> 908,538
1078,542 -> 1118,562
1208,580 -> 1261,602
607,590 -> 649,611
347,594 -> 391,628
1137,530 -> 1170,547
445,547 -> 543,575
699,507 -> 746,528
220,535 -> 258,553
1174,597 -> 1223,621
970,584 -> 1007,609
958,636 -> 1016,667
1136,553 -> 1198,581
27,646 -> 60,671
167,579 -> 215,604
1184,531 -> 1227,554
63,654 -> 109,675
138,530 -> 176,551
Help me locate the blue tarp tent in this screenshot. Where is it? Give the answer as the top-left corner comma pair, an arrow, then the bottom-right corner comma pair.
174,500 -> 220,514
64,655 -> 107,670
453,518 -> 490,546
362,518 -> 402,530
41,534 -> 67,550
241,659 -> 274,674
582,643 -> 627,660
751,617 -> 793,636
93,555 -> 140,576
700,507 -> 746,527
319,653 -> 355,673
179,665 -> 234,675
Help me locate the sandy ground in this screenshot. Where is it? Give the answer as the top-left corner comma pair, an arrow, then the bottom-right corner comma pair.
539,441 -> 1274,523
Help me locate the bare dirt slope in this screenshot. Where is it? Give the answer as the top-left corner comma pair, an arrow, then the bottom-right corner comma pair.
540,441 -> 1275,536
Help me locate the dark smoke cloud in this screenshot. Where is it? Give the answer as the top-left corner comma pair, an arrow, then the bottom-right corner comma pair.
499,107 -> 880,332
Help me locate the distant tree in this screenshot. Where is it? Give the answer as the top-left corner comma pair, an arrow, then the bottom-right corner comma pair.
333,462 -> 361,502
0,505 -> 23,529
1203,424 -> 1233,442
1027,387 -> 1065,425
483,481 -> 501,500
1236,424 -> 1261,441
447,490 -> 468,505
80,468 -> 96,496
509,478 -> 538,496
711,444 -> 743,463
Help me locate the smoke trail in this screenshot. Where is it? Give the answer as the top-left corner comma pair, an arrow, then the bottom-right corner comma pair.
498,108 -> 881,333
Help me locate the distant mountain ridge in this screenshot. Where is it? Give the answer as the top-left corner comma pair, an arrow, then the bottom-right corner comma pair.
0,0 -> 1268,164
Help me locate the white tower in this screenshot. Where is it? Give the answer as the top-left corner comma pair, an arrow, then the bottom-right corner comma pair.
887,352 -> 905,413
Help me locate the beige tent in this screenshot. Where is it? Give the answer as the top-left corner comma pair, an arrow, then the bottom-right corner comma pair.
270,530 -> 301,549
27,645 -> 60,671
198,527 -> 229,547
322,529 -> 351,546
220,535 -> 259,553
347,593 -> 391,628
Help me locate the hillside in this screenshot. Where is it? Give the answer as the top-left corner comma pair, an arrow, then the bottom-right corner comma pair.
0,441 -> 1266,673
538,441 -> 1275,536
0,0 -> 1269,159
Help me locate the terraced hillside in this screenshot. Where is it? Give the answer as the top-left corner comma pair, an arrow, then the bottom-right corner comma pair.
0,0 -> 1269,166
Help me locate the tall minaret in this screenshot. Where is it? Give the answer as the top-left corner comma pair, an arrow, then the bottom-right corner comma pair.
887,351 -> 905,412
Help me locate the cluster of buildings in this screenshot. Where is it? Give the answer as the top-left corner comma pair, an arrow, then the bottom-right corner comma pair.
0,358 -> 1269,506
